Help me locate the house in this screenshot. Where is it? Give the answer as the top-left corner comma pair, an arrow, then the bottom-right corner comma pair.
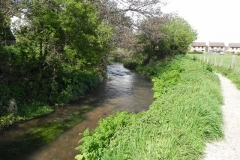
227,43 -> 240,53
190,42 -> 207,52
208,42 -> 225,53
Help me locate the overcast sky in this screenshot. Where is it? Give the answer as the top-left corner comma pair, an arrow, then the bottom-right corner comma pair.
162,0 -> 240,45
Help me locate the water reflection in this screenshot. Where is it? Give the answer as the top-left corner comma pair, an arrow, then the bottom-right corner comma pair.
1,63 -> 153,160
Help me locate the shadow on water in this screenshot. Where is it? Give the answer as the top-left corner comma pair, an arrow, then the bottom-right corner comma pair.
0,63 -> 153,160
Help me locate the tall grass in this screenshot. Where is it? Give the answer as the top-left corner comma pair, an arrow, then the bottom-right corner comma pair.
214,66 -> 240,90
76,56 -> 223,160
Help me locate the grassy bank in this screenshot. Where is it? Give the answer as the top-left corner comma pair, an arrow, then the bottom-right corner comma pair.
76,56 -> 223,160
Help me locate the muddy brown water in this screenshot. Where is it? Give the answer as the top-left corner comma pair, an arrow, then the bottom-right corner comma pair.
0,63 -> 153,160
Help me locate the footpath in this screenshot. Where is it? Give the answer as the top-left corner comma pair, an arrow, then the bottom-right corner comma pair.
204,73 -> 240,160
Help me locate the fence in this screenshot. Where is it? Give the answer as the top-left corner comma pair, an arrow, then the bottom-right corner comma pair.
191,54 -> 240,73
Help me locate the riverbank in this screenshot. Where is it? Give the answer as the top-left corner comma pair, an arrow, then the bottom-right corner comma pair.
76,56 -> 224,159
0,103 -> 54,132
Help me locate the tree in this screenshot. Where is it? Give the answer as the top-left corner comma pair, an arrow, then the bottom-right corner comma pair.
138,16 -> 197,64
88,0 -> 168,49
137,15 -> 171,64
0,0 -> 112,112
161,17 -> 197,56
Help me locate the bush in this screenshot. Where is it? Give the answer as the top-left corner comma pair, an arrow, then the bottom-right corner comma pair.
123,61 -> 139,70
75,112 -> 134,160
205,64 -> 213,72
0,114 -> 18,131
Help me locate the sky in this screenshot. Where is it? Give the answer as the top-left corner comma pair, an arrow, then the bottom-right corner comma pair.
162,0 -> 240,45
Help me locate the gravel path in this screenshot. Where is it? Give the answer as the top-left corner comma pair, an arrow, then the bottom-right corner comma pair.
203,73 -> 240,160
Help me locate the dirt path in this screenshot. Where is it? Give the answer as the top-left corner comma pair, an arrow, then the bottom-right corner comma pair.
203,73 -> 240,160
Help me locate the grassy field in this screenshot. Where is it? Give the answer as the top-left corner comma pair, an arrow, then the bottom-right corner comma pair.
188,53 -> 240,90
188,53 -> 240,73
76,56 -> 223,160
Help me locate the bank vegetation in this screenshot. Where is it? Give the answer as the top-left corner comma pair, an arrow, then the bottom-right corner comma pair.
76,56 -> 224,160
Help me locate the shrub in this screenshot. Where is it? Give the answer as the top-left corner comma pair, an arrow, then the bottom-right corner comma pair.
205,64 -> 213,72
123,61 -> 138,70
75,112 -> 134,160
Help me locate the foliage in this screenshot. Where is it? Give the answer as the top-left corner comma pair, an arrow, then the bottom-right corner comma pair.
0,5 -> 16,46
152,69 -> 180,98
123,61 -> 139,70
109,48 -> 134,63
0,0 -> 112,128
0,102 -> 53,132
205,64 -> 213,72
161,17 -> 197,56
138,16 -> 197,64
89,0 -> 167,49
75,112 -> 134,160
18,102 -> 53,119
75,56 -> 223,160
0,113 -> 17,131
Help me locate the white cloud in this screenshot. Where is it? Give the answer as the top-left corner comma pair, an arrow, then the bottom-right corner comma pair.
162,0 -> 240,45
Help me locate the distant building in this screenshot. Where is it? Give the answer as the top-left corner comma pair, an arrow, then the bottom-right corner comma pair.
190,42 -> 207,52
208,42 -> 225,53
227,43 -> 240,53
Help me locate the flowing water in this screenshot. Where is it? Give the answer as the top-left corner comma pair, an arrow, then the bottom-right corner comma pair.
0,63 -> 153,160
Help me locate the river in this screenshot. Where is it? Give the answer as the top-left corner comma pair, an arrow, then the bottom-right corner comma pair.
0,63 -> 153,160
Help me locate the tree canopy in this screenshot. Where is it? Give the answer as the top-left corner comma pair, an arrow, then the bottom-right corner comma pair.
0,0 -> 112,116
137,16 -> 197,64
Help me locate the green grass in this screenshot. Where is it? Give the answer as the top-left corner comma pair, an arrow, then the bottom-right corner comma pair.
188,53 -> 240,73
213,65 -> 240,90
188,54 -> 240,90
76,56 -> 224,160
